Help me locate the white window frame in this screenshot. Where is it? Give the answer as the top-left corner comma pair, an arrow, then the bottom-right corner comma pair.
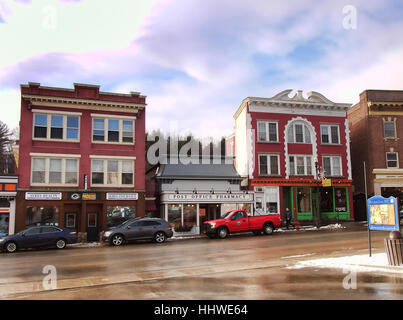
90,157 -> 135,187
257,121 -> 278,143
322,155 -> 343,177
386,152 -> 399,168
91,114 -> 136,145
258,154 -> 280,176
320,124 -> 340,145
30,156 -> 79,186
288,123 -> 311,144
289,155 -> 313,176
384,121 -> 396,138
32,110 -> 81,142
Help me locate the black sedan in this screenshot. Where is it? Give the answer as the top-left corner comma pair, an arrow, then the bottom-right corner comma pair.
0,226 -> 78,253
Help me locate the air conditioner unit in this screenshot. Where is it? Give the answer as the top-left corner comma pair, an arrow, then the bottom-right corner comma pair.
254,187 -> 263,192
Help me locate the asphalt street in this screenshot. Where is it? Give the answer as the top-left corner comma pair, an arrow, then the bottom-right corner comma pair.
0,226 -> 402,300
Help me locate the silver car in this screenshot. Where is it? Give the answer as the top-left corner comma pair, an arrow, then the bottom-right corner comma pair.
101,218 -> 173,246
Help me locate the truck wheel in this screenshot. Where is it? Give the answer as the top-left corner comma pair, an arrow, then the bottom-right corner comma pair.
217,227 -> 229,239
263,223 -> 274,235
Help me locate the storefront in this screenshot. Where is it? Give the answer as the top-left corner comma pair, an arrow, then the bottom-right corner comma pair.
252,179 -> 353,224
0,175 -> 18,236
155,161 -> 254,235
16,190 -> 143,241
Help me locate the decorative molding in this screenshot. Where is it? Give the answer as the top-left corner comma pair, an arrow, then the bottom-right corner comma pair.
344,119 -> 352,180
30,152 -> 81,158
247,113 -> 254,179
89,155 -> 136,160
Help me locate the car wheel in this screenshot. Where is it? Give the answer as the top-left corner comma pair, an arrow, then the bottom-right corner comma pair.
154,232 -> 166,243
56,239 -> 67,249
111,234 -> 124,246
263,223 -> 274,235
217,227 -> 228,239
5,241 -> 17,253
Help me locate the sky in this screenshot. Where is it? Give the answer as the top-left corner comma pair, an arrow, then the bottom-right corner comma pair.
0,0 -> 402,139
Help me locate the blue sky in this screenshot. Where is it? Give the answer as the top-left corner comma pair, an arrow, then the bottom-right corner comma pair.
1,0 -> 403,139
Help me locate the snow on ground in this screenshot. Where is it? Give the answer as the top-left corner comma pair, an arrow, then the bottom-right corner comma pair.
276,223 -> 346,233
70,242 -> 103,248
287,253 -> 403,274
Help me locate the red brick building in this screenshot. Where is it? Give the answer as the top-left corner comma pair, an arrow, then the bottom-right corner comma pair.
348,90 -> 403,220
16,82 -> 146,241
232,89 -> 354,224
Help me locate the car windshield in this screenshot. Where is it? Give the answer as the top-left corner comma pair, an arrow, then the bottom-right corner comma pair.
221,211 -> 234,219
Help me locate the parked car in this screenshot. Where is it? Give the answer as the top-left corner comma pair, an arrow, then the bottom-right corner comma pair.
0,226 -> 78,253
101,217 -> 174,246
203,210 -> 281,239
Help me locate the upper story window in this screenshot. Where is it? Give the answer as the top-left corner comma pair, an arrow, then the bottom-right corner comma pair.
91,158 -> 134,187
322,155 -> 342,177
258,154 -> 279,176
31,156 -> 79,186
92,116 -> 135,144
386,152 -> 399,168
289,155 -> 312,175
257,121 -> 278,142
320,125 -> 340,144
287,123 -> 311,143
384,121 -> 396,138
33,112 -> 80,141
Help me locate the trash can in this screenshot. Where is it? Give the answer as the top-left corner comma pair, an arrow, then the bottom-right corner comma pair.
384,231 -> 403,266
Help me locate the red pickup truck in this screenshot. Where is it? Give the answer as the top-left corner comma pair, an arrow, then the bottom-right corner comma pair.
203,210 -> 281,239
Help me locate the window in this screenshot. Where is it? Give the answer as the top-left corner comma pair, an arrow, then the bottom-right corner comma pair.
257,121 -> 278,142
91,159 -> 134,186
335,188 -> 347,212
258,154 -> 279,175
287,123 -> 311,143
31,157 -> 79,185
25,227 -> 41,235
323,156 -> 342,177
41,226 -> 61,233
106,206 -> 135,228
92,117 -> 135,144
33,112 -> 80,141
320,125 -> 340,144
384,121 -> 396,138
320,188 -> 334,212
297,187 -> 311,213
289,155 -> 312,175
26,206 -> 60,227
386,152 -> 398,168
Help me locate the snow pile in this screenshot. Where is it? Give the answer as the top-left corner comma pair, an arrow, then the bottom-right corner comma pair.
288,253 -> 403,273
69,242 -> 103,248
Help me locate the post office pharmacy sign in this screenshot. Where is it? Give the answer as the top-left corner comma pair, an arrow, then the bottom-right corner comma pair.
163,193 -> 254,203
367,195 -> 399,231
25,192 -> 62,200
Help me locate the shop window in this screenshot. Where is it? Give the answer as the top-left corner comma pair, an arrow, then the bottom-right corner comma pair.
182,204 -> 197,232
297,188 -> 311,213
0,213 -> 9,234
168,204 -> 182,231
106,206 -> 136,228
320,188 -> 334,212
26,206 -> 60,227
238,203 -> 251,214
334,188 -> 348,212
267,202 -> 278,214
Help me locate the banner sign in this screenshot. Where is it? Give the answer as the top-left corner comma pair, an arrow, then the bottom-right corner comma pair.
367,195 -> 399,231
68,192 -> 100,201
106,193 -> 138,200
322,179 -> 332,187
163,193 -> 254,203
25,192 -> 62,200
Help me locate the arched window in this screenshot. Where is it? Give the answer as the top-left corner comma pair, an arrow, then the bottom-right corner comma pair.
287,123 -> 311,143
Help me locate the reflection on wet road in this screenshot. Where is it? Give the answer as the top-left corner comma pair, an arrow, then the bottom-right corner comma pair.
0,228 -> 402,299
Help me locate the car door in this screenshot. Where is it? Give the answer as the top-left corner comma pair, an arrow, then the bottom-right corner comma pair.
19,227 -> 42,248
40,226 -> 62,246
142,221 -> 160,239
125,221 -> 145,240
228,211 -> 249,232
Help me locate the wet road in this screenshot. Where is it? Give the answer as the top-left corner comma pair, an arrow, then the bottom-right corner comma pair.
1,227 -> 402,300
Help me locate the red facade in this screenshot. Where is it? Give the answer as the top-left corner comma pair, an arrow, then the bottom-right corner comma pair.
16,83 -> 147,240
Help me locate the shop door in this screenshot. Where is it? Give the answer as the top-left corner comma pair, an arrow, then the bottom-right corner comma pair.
86,212 -> 99,242
64,213 -> 77,231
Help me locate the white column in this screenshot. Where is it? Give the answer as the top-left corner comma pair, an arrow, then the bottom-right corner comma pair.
196,203 -> 200,227
181,204 -> 184,226
8,199 -> 15,235
164,203 -> 168,221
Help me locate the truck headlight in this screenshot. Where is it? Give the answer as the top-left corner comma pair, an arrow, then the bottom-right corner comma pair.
209,222 -> 216,228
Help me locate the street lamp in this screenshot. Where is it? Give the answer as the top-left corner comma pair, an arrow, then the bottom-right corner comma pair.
314,157 -> 321,228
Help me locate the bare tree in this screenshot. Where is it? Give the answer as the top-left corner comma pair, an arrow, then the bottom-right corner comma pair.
0,121 -> 15,174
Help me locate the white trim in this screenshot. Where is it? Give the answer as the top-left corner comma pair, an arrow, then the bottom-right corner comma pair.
91,117 -> 135,145
256,120 -> 279,143
258,153 -> 280,176
89,155 -> 136,160
30,153 -> 81,158
386,152 -> 399,169
30,157 -> 79,186
32,109 -> 82,116
249,104 -> 347,117
320,124 -> 340,144
322,155 -> 343,177
345,119 -> 352,179
32,112 -> 80,142
91,113 -> 137,120
90,158 -> 135,187
288,154 -> 313,176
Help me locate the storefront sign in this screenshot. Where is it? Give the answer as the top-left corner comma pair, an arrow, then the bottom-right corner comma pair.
106,193 -> 138,200
163,193 -> 254,203
322,179 -> 332,187
367,195 -> 399,231
68,192 -> 100,201
25,192 -> 62,200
